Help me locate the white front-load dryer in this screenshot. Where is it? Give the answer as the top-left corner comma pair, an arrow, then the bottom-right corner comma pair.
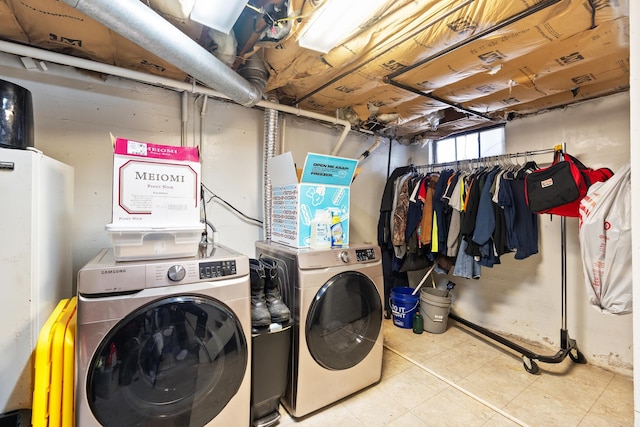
76,245 -> 251,427
255,241 -> 383,418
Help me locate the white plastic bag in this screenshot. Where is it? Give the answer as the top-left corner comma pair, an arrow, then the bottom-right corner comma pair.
578,162 -> 631,314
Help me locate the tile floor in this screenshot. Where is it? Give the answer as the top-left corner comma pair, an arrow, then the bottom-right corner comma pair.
276,318 -> 634,427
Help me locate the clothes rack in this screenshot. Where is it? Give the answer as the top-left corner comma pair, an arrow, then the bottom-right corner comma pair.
416,146 -> 586,374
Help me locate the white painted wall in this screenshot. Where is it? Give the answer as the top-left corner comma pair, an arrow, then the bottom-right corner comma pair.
446,93 -> 632,375
0,51 -> 386,279
377,93 -> 632,377
0,49 -> 633,378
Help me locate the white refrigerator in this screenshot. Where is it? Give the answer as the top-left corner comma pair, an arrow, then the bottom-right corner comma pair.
0,148 -> 74,413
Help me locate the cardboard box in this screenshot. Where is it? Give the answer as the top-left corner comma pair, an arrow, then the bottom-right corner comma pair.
268,152 -> 357,248
110,136 -> 201,227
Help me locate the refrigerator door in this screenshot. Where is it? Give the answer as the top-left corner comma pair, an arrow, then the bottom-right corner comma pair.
0,148 -> 73,412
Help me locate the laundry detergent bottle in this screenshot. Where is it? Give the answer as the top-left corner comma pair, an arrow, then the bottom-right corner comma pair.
330,209 -> 344,248
310,209 -> 331,249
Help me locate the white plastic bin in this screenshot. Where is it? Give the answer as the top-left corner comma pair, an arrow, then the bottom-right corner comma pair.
105,223 -> 205,261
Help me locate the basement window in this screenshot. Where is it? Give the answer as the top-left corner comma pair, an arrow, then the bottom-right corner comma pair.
433,126 -> 505,164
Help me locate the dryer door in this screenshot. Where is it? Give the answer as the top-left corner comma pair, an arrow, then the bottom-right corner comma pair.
86,295 -> 247,427
305,271 -> 382,370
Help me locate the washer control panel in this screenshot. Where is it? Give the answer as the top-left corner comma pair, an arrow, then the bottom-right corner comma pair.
199,259 -> 237,279
77,246 -> 249,294
167,265 -> 187,282
355,248 -> 376,262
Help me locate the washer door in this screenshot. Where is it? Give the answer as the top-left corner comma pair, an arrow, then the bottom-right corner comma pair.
305,271 -> 382,370
87,295 -> 247,427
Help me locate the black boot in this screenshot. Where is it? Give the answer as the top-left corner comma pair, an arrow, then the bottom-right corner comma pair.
249,259 -> 271,328
260,258 -> 291,323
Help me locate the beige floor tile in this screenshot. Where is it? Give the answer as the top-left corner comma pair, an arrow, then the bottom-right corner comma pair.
274,316 -> 633,427
384,318 -> 470,350
579,374 -> 634,427
340,382 -> 408,426
286,402 -> 366,427
278,400 -> 368,425
383,325 -> 411,349
410,386 -> 496,427
456,353 -> 538,408
483,413 -> 527,427
392,328 -> 470,363
381,347 -> 415,380
515,366 -> 613,414
502,385 -> 595,426
378,364 -> 450,410
413,337 -> 501,381
390,411 -> 432,426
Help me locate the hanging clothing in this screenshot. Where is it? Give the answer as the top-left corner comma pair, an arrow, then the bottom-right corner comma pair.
418,174 -> 438,246
445,172 -> 466,257
472,166 -> 502,267
377,166 -> 412,247
379,158 -> 542,284
377,166 -> 412,313
392,173 -> 414,258
432,169 -> 454,255
472,166 -> 500,247
405,175 -> 424,243
462,171 -> 486,258
508,178 -> 539,260
453,239 -> 481,279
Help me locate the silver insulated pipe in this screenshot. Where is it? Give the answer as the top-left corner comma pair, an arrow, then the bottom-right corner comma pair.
61,0 -> 266,107
263,93 -> 279,241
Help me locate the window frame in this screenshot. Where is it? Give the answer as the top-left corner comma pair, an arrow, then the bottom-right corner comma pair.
432,124 -> 505,164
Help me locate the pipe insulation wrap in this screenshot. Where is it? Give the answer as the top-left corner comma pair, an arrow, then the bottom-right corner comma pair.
61,0 -> 265,107
263,93 -> 279,240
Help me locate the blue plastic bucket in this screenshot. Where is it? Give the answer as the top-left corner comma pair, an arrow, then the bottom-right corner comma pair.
390,287 -> 420,329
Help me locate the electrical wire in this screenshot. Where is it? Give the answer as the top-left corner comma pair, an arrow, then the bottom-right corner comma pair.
201,183 -> 263,225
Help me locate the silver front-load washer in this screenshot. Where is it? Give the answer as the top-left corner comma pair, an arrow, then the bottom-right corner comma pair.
255,241 -> 383,418
76,245 -> 251,427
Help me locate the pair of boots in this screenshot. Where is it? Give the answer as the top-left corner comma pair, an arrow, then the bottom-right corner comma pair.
250,258 -> 291,328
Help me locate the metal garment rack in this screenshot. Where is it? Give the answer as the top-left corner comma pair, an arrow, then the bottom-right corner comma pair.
416,146 -> 586,374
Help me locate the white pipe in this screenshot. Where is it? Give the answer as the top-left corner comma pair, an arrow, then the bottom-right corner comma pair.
330,123 -> 351,156
181,91 -> 188,146
267,103 -> 352,156
358,135 -> 382,162
0,40 -> 353,153
198,94 -> 208,154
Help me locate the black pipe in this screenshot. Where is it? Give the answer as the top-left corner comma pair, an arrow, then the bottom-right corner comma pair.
387,80 -> 492,121
386,137 -> 392,179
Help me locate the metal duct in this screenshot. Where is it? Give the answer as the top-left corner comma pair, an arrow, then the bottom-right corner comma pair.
61,0 -> 266,107
263,93 -> 279,241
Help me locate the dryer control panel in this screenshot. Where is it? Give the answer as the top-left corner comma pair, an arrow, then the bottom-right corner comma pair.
355,248 -> 376,262
199,260 -> 237,279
